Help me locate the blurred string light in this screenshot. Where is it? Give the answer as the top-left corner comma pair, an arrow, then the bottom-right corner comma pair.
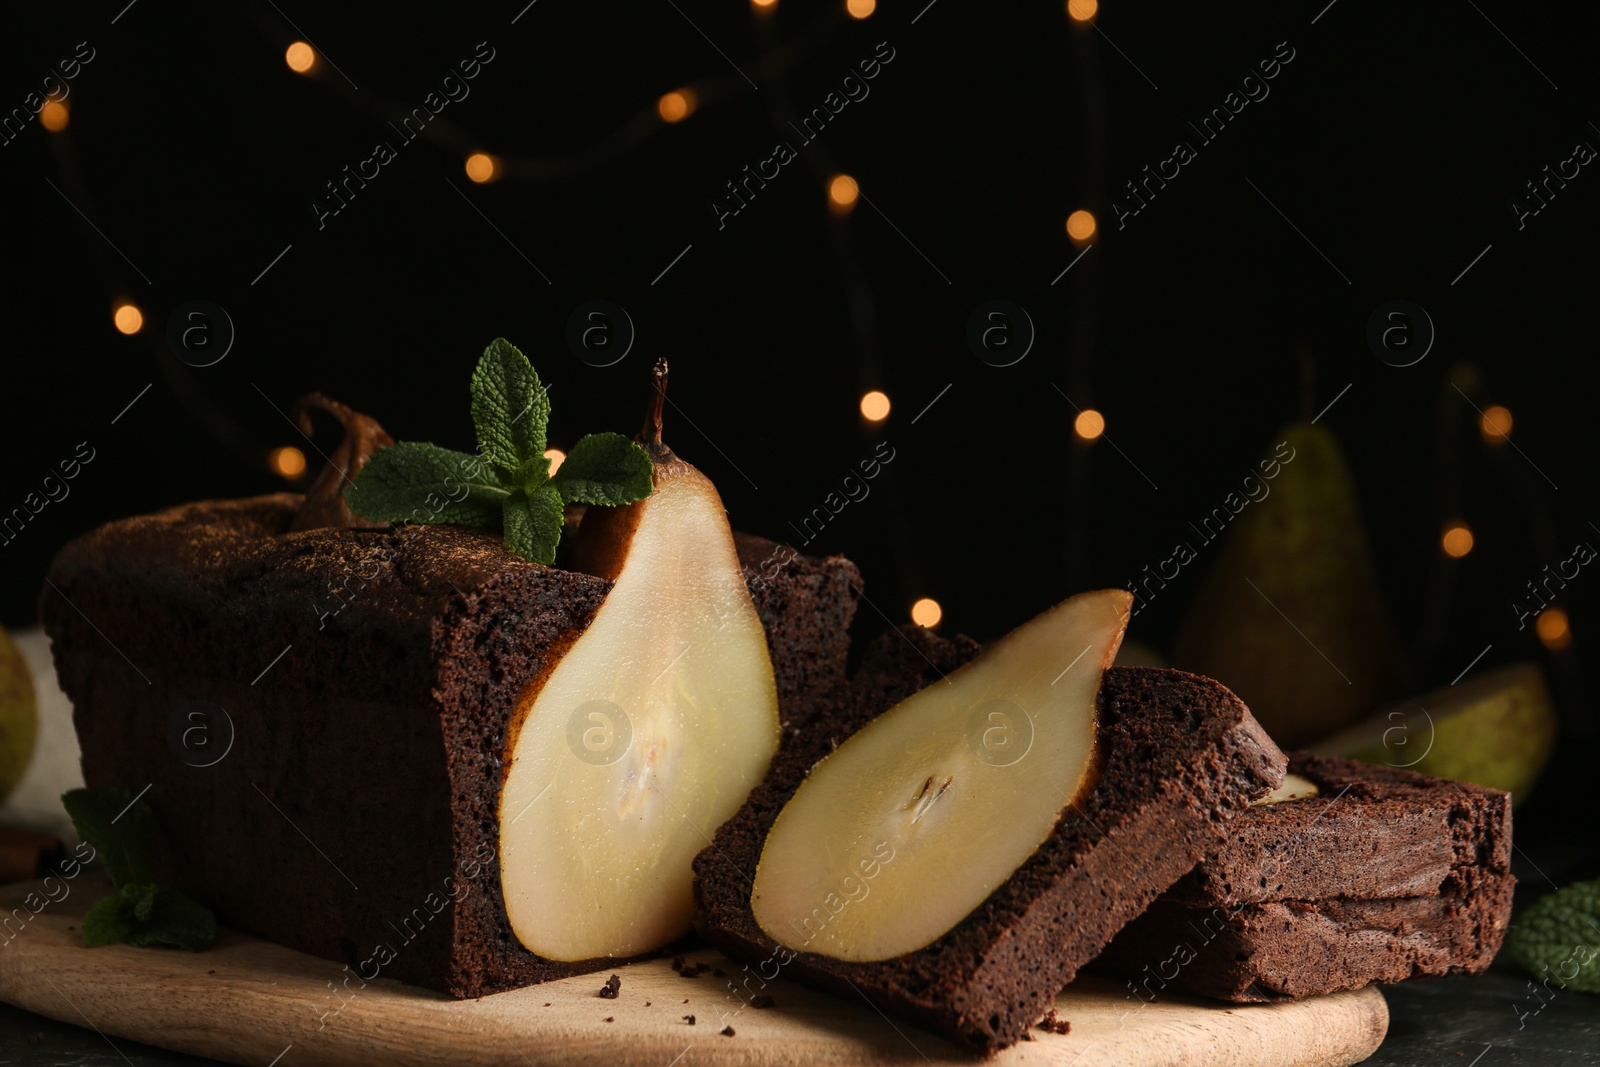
1479,405 -> 1512,445
828,173 -> 859,214
1441,522 -> 1474,558
1073,408 -> 1105,440
543,448 -> 566,475
285,41 -> 316,74
751,0 -> 778,9
859,390 -> 890,422
657,90 -> 697,123
40,101 -> 68,132
1067,0 -> 1098,21
1066,209 -> 1097,242
1537,606 -> 1571,651
911,597 -> 942,628
269,446 -> 307,478
846,0 -> 876,17
112,303 -> 143,335
464,153 -> 499,183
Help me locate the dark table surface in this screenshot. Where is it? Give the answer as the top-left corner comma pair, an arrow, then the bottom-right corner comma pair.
3,962 -> 1597,1066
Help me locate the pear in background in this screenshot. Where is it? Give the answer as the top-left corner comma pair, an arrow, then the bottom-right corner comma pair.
1313,663 -> 1556,799
0,625 -> 38,803
1174,423 -> 1408,747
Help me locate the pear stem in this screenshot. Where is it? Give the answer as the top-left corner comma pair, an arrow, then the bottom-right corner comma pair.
642,358 -> 668,446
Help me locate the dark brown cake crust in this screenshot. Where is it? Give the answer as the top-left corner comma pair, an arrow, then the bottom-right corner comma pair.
693,638 -> 1287,1056
41,495 -> 858,999
1164,753 -> 1513,906
1097,866 -> 1514,1003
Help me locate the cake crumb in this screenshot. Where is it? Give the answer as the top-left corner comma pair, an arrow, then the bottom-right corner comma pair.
543,1003 -> 552,1008
750,994 -> 775,1009
712,967 -> 726,977
671,955 -> 686,972
720,1025 -> 736,1037
598,974 -> 621,999
683,1014 -> 696,1025
1037,1009 -> 1071,1035
645,1001 -> 651,1007
1022,1032 -> 1036,1041
603,1017 -> 614,1023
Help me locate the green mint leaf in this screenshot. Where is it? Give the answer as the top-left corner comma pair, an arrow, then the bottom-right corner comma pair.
471,338 -> 549,479
82,885 -> 217,951
1507,878 -> 1600,993
502,485 -> 565,564
123,888 -> 217,951
62,788 -> 157,889
82,891 -> 138,947
550,433 -> 655,506
516,453 -> 552,496
344,442 -> 509,526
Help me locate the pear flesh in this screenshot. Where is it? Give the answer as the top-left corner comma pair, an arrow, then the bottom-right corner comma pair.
1252,772 -> 1320,806
751,589 -> 1130,963
498,471 -> 780,961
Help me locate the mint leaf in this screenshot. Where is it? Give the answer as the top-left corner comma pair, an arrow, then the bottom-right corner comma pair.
502,485 -> 565,564
82,885 -> 217,951
471,338 -> 549,479
344,442 -> 509,526
551,433 -> 655,506
82,892 -> 138,947
63,789 -> 218,952
124,888 -> 217,951
62,788 -> 157,888
1507,878 -> 1600,993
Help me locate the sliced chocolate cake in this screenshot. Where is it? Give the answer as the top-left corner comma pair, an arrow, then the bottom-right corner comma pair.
41,493 -> 859,997
693,593 -> 1287,1056
1095,753 -> 1515,1002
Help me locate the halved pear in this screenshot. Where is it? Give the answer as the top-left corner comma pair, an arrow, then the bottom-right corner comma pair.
751,589 -> 1130,963
498,361 -> 780,962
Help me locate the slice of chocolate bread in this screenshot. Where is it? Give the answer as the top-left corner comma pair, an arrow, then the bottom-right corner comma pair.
1096,866 -> 1514,1002
41,494 -> 858,997
1164,753 -> 1512,906
1095,754 -> 1515,1003
693,627 -> 1286,1055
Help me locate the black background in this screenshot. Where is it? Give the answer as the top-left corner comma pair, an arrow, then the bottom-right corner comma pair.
4,2 -> 1599,861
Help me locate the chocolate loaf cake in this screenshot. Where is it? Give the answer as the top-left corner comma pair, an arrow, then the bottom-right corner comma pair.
1095,754 -> 1515,1002
41,494 -> 859,997
1165,753 -> 1512,906
1099,867 -> 1513,1002
693,629 -> 1287,1055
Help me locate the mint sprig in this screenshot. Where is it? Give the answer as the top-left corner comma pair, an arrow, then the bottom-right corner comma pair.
62,788 -> 218,952
344,338 -> 654,564
1506,877 -> 1600,993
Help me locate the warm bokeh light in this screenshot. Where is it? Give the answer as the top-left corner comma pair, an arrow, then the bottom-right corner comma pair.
1480,405 -> 1513,444
1074,408 -> 1105,440
112,304 -> 143,335
1537,607 -> 1571,650
465,153 -> 498,183
911,597 -> 943,628
1067,0 -> 1099,20
847,0 -> 876,17
859,390 -> 891,422
658,90 -> 696,123
752,0 -> 778,8
544,448 -> 566,475
829,174 -> 859,213
1441,523 -> 1474,558
285,41 -> 315,74
270,446 -> 307,479
1066,209 -> 1097,241
39,101 -> 69,132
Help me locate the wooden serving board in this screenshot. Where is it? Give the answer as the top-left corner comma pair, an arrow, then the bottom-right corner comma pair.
0,878 -> 1387,1067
